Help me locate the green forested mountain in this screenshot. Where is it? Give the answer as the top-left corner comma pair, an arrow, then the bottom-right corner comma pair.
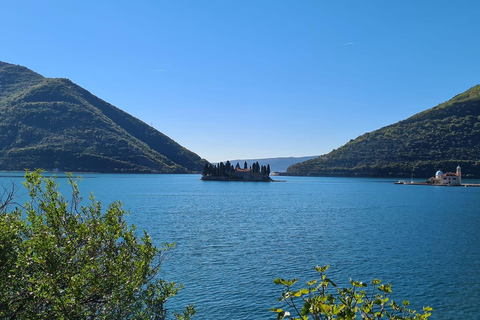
288,85 -> 480,178
0,61 -> 207,173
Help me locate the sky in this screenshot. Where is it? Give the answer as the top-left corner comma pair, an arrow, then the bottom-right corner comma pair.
1,1 -> 480,163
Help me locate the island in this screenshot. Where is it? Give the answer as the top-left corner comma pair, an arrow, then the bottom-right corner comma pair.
201,161 -> 273,181
395,165 -> 480,187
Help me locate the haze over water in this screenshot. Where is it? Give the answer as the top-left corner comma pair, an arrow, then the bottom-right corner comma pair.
4,173 -> 479,319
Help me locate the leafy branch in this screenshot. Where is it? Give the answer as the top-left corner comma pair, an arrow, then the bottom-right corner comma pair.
271,265 -> 432,320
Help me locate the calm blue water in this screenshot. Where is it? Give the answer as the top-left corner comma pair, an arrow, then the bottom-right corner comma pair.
2,173 -> 480,319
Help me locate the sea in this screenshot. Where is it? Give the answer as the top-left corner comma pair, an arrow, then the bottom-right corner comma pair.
2,173 -> 480,319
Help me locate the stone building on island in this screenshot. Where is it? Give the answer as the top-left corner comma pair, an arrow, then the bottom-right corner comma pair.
427,166 -> 462,185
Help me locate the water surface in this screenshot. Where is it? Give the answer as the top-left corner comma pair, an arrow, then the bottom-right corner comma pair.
2,173 -> 479,319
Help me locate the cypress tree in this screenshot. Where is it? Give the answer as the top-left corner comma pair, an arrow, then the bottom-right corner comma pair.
202,163 -> 209,176
219,162 -> 225,176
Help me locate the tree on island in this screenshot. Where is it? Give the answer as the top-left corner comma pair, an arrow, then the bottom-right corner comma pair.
201,161 -> 272,181
0,170 -> 195,319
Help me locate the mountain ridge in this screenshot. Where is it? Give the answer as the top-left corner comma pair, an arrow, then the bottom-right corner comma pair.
287,84 -> 480,178
0,61 -> 206,173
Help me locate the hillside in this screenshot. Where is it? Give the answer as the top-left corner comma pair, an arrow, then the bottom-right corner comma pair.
287,85 -> 480,178
0,61 -> 207,173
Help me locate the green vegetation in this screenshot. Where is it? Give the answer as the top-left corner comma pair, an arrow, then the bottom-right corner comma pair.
0,61 -> 207,173
288,84 -> 480,178
0,170 -> 195,319
271,265 -> 432,320
201,161 -> 272,181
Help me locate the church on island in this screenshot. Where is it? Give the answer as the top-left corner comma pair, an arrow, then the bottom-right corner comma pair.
201,161 -> 272,181
427,166 -> 462,185
394,165 -> 479,186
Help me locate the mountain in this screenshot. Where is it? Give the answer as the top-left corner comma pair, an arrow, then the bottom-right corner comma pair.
287,85 -> 480,178
223,156 -> 319,173
0,61 -> 207,173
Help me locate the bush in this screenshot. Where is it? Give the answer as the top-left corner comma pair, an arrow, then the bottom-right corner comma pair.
0,170 -> 195,319
271,265 -> 432,320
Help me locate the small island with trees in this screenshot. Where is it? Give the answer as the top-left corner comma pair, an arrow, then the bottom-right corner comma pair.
201,161 -> 273,181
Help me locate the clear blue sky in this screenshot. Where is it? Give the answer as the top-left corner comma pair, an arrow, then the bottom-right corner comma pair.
2,1 -> 480,162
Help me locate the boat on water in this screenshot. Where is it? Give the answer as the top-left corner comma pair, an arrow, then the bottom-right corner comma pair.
394,180 -> 419,185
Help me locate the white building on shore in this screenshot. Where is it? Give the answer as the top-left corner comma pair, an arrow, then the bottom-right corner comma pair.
430,166 -> 462,185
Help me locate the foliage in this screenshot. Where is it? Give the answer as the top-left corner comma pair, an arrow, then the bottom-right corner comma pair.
0,61 -> 207,173
0,170 -> 195,319
288,84 -> 480,178
202,161 -> 271,181
271,265 -> 433,320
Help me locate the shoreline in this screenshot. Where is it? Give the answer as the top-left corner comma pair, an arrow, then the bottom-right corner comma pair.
394,181 -> 480,187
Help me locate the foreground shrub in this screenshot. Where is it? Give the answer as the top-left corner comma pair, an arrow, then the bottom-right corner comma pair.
0,170 -> 194,319
271,265 -> 432,320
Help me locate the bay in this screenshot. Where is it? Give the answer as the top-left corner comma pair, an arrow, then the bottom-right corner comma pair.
2,173 -> 480,319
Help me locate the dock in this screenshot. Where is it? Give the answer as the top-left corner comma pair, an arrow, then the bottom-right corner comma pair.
394,166 -> 480,187
394,181 -> 480,187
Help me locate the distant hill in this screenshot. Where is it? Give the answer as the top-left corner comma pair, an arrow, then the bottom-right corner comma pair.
287,84 -> 480,178
223,156 -> 319,173
0,61 -> 207,173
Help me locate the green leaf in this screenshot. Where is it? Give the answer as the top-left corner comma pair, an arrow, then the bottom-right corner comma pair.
301,301 -> 311,316
325,278 -> 337,287
299,288 -> 309,295
274,278 -> 298,286
314,265 -> 330,273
